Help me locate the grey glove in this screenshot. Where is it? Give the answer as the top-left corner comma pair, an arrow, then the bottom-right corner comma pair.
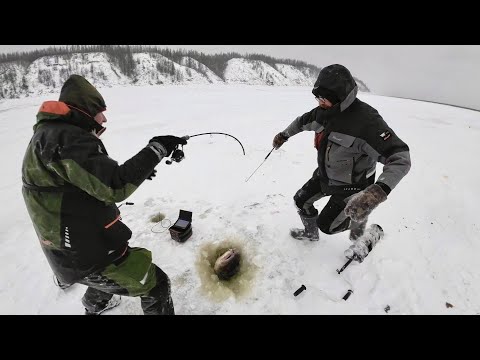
272,132 -> 288,149
344,184 -> 387,222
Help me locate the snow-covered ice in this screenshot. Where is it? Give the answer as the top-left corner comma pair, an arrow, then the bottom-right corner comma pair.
1,84 -> 479,315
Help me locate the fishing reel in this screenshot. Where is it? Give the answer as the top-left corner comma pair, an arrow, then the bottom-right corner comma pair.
166,145 -> 185,165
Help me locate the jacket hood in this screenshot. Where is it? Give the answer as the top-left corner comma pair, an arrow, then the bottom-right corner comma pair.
34,75 -> 106,133
59,75 -> 106,117
312,64 -> 358,112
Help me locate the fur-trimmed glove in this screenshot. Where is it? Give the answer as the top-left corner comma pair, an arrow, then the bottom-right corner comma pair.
344,184 -> 388,222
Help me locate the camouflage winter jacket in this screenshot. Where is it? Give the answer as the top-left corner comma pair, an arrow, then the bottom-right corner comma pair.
22,75 -> 162,284
282,64 -> 411,195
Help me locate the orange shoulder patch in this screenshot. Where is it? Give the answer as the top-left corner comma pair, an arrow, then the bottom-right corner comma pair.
38,101 -> 71,115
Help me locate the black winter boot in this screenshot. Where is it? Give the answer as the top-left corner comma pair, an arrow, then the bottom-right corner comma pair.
290,214 -> 320,241
84,295 -> 122,315
53,275 -> 73,290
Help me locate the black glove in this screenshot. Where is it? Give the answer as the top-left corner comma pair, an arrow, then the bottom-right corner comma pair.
146,169 -> 156,180
272,132 -> 288,149
149,136 -> 187,157
344,184 -> 388,222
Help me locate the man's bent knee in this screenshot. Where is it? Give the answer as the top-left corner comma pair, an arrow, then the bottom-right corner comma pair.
317,217 -> 350,235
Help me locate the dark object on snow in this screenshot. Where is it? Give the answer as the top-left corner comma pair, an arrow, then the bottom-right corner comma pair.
446,302 -> 454,308
336,258 -> 354,274
169,210 -> 193,242
294,285 -> 307,297
342,289 -> 353,301
118,202 -> 134,208
384,305 -> 391,313
214,249 -> 241,280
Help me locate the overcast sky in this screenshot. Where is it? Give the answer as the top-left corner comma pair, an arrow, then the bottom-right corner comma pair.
1,45 -> 479,110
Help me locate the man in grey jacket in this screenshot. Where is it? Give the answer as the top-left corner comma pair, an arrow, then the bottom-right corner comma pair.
273,64 -> 410,257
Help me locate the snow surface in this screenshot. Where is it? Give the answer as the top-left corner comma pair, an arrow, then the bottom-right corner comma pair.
1,84 -> 479,315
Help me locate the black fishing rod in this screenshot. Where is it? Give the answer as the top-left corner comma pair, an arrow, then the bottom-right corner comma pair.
166,132 -> 246,164
245,147 -> 275,182
185,132 -> 245,155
